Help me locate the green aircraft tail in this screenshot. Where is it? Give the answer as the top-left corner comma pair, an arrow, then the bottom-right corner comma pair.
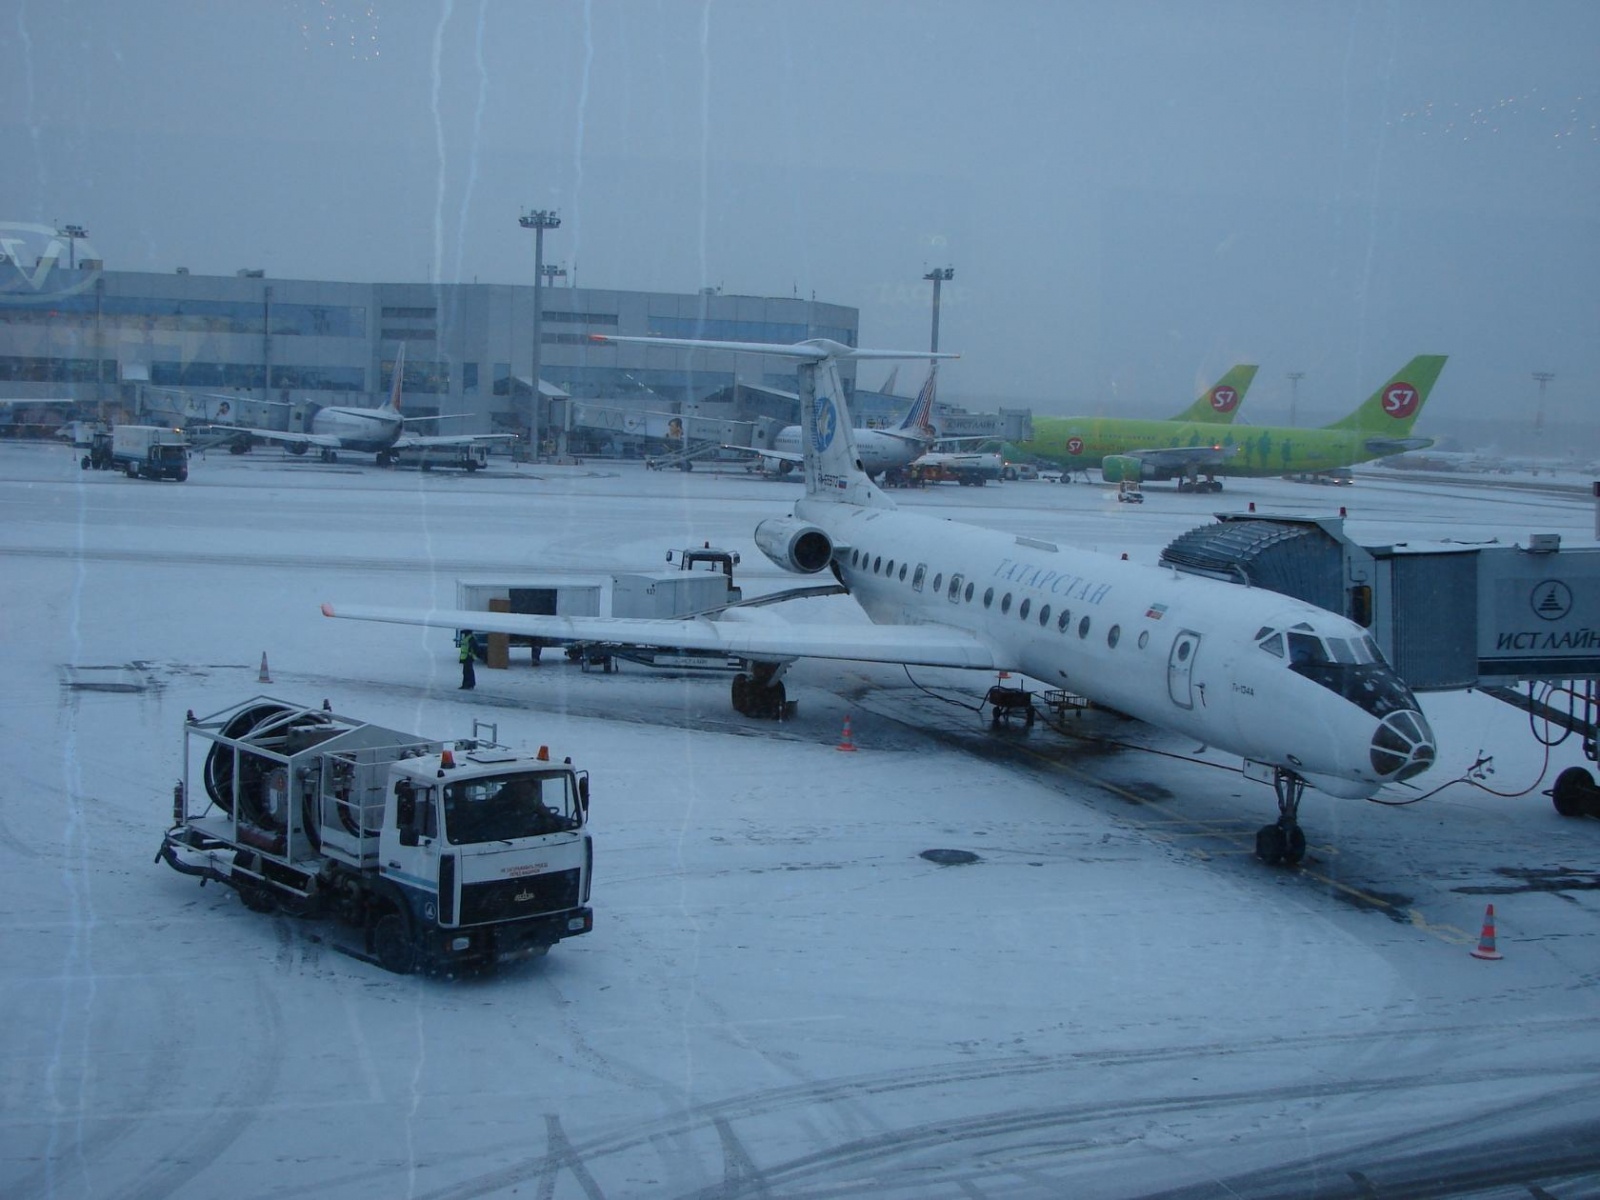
1322,355 -> 1448,434
1169,363 -> 1258,424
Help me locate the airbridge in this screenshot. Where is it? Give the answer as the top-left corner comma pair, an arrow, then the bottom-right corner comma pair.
1161,510 -> 1600,816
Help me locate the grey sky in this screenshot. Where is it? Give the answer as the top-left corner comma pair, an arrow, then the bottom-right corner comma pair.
4,1 -> 1596,429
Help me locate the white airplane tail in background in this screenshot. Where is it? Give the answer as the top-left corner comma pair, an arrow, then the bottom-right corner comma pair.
584,333 -> 956,509
382,344 -> 407,414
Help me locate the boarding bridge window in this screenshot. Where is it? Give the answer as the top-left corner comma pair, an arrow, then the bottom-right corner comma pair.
912,565 -> 927,592
947,574 -> 963,602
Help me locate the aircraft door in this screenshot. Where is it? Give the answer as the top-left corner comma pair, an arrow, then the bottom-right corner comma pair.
1167,630 -> 1201,709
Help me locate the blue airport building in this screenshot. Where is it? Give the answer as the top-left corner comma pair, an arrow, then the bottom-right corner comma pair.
0,258 -> 861,449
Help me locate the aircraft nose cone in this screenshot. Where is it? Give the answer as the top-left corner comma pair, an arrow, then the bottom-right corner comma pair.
1370,709 -> 1436,782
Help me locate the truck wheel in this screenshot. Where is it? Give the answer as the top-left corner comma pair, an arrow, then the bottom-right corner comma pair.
176,467 -> 188,482
238,881 -> 277,913
81,455 -> 90,470
373,912 -> 417,975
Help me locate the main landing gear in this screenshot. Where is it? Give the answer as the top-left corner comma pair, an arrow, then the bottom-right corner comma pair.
732,662 -> 789,720
1255,767 -> 1309,866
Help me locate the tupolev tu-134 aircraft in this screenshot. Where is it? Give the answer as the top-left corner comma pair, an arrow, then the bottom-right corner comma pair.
323,335 -> 1437,864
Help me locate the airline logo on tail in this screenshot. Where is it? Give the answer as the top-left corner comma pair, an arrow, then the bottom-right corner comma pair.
813,397 -> 839,451
1382,383 -> 1420,420
1209,386 -> 1239,414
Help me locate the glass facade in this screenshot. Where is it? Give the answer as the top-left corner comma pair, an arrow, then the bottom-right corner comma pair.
0,355 -> 117,382
0,294 -> 367,337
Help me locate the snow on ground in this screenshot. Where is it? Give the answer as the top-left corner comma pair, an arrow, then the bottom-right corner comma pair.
2,441 -> 1598,1199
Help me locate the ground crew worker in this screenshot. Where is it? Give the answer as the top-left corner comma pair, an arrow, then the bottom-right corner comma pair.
458,630 -> 476,690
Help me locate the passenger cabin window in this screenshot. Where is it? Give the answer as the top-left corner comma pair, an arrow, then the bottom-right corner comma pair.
1039,604 -> 1050,627
947,573 -> 963,602
912,564 -> 926,591
1018,598 -> 1031,620
932,573 -> 943,592
1000,593 -> 1012,614
983,587 -> 994,608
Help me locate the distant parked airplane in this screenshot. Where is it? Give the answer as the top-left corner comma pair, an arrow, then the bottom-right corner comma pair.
324,336 -> 1437,865
208,346 -> 514,466
1023,357 -> 1446,491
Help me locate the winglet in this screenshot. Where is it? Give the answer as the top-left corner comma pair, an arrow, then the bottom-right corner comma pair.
320,602 -> 336,618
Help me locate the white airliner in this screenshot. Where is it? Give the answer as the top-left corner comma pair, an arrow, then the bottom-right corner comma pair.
742,368 -> 940,478
323,336 -> 1437,864
210,346 -> 515,466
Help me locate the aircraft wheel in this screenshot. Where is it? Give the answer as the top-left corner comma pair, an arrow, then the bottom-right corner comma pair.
1254,824 -> 1286,865
1282,825 -> 1307,865
1551,766 -> 1597,817
372,912 -> 417,975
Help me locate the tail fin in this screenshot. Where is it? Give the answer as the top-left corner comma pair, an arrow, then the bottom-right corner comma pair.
1321,355 -> 1447,434
384,344 -> 407,413
800,355 -> 896,509
895,368 -> 939,441
1169,364 -> 1257,423
880,365 -> 900,397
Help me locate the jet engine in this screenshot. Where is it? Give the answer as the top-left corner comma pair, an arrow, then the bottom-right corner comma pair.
754,517 -> 833,574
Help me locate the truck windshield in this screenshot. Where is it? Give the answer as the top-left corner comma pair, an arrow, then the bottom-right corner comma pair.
441,771 -> 578,845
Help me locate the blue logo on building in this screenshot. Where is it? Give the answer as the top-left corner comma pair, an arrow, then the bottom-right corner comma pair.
813,397 -> 838,452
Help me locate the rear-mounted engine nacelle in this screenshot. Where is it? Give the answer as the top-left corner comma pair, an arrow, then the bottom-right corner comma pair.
754,517 -> 833,574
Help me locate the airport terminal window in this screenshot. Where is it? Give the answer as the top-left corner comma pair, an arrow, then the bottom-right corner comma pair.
1107,624 -> 1121,649
0,295 -> 367,337
462,363 -> 479,396
1039,604 -> 1050,627
152,360 -> 266,389
269,365 -> 364,391
381,306 -> 437,319
1000,593 -> 1012,614
0,355 -> 116,383
544,310 -> 620,326
1057,609 -> 1071,632
983,587 -> 994,608
1019,598 -> 1031,621
1078,616 -> 1091,639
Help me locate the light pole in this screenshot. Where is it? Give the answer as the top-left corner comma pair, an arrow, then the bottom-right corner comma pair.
1533,371 -> 1554,436
1287,371 -> 1305,426
519,208 -> 560,458
923,267 -> 953,358
542,264 -> 569,453
57,223 -> 88,270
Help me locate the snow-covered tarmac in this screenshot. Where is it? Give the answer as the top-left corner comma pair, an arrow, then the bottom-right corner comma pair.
3,441 -> 1597,1198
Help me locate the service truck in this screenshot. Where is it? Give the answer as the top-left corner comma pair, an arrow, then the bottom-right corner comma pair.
158,696 -> 594,974
112,424 -> 189,481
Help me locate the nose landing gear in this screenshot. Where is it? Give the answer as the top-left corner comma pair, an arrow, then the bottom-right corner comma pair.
1255,768 -> 1308,866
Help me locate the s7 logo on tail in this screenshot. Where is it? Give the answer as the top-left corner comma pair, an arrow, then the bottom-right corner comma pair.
1382,384 -> 1419,419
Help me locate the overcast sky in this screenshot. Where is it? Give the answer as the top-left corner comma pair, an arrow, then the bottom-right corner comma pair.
3,1 -> 1596,428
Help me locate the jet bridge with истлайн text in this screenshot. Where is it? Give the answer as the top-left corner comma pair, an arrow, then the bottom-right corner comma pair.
1159,509 -> 1600,821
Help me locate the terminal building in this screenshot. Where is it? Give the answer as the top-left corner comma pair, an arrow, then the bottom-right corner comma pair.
0,260 -> 869,453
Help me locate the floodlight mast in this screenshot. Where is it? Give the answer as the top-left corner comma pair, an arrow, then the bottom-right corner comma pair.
1287,371 -> 1305,426
1532,371 -> 1554,436
57,223 -> 88,270
923,266 -> 954,361
519,209 -> 561,458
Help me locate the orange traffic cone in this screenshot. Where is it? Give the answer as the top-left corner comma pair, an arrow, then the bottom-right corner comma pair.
258,652 -> 272,684
1470,903 -> 1503,960
837,715 -> 857,752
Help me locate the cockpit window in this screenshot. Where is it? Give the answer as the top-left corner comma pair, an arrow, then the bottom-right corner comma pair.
1287,631 -> 1327,666
1289,655 -> 1419,719
1258,632 -> 1285,658
1326,637 -> 1358,665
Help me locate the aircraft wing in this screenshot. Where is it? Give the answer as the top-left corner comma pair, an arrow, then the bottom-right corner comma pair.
392,432 -> 520,450
321,602 -> 1002,670
207,425 -> 342,451
1126,444 -> 1238,472
1363,436 -> 1434,457
721,444 -> 802,464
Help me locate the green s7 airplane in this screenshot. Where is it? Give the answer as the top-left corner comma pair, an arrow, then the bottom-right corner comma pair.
1021,355 -> 1446,492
